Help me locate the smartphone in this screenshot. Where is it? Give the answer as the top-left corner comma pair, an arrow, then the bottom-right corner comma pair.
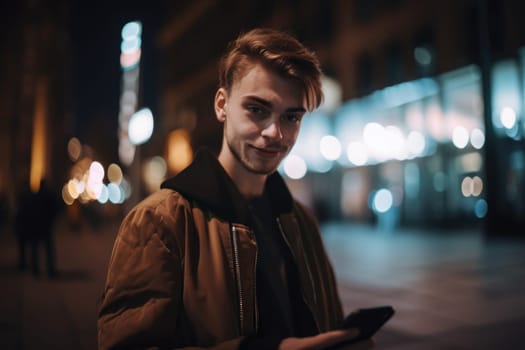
339,305 -> 395,343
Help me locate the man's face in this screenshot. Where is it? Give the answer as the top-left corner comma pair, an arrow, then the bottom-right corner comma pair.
215,62 -> 306,176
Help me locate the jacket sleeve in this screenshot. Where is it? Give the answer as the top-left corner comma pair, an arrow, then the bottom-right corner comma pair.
97,196 -> 243,350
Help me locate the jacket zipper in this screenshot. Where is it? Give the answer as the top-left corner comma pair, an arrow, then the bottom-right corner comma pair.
252,230 -> 259,333
276,217 -> 320,332
231,225 -> 244,334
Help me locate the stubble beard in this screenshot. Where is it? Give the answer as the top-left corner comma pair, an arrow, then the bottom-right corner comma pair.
227,138 -> 281,176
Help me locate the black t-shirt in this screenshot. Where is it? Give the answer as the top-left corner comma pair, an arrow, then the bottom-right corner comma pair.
247,192 -> 317,339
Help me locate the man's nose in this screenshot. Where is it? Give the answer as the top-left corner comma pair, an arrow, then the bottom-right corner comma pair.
261,120 -> 283,140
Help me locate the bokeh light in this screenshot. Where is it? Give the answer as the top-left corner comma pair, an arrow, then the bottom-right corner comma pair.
474,199 -> 488,218
62,184 -> 74,206
461,175 -> 483,197
470,128 -> 485,149
89,161 -> 105,181
143,156 -> 167,193
107,163 -> 123,184
97,185 -> 109,204
471,176 -> 483,196
372,189 -> 393,213
363,123 -> 385,153
385,125 -> 406,160
433,172 -> 447,192
319,135 -> 342,160
119,177 -> 132,202
461,176 -> 473,197
407,131 -> 426,156
121,21 -> 142,40
107,183 -> 122,204
346,141 -> 368,166
500,107 -> 517,129
283,155 -> 307,179
67,179 -> 82,199
129,108 -> 154,145
167,129 -> 193,174
452,126 -> 469,149
120,21 -> 142,70
414,46 -> 432,66
67,137 -> 82,161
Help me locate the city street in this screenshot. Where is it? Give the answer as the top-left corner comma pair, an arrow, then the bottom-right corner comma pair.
4,2 -> 525,350
0,217 -> 524,349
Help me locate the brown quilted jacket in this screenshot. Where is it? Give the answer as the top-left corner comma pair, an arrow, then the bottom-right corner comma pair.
97,150 -> 343,349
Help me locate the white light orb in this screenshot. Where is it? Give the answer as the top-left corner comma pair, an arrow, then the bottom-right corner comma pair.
319,135 -> 342,160
452,126 -> 469,149
129,108 -> 154,145
407,131 -> 426,156
470,128 -> 485,149
346,142 -> 368,166
500,107 -> 517,129
283,155 -> 307,180
373,189 -> 393,213
97,185 -> 109,204
108,183 -> 123,204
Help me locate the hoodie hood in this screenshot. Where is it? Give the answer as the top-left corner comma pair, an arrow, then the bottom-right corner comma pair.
161,149 -> 294,225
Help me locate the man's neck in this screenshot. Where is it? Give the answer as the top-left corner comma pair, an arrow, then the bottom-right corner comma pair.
218,150 -> 267,199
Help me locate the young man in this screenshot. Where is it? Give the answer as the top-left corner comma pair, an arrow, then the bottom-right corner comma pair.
98,28 -> 373,350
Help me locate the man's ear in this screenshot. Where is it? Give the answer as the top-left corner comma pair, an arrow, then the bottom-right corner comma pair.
214,88 -> 228,122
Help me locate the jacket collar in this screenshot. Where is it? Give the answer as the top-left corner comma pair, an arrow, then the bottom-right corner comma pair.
161,148 -> 294,225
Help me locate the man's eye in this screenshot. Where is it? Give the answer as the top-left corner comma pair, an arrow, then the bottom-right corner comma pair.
247,106 -> 264,114
283,114 -> 301,124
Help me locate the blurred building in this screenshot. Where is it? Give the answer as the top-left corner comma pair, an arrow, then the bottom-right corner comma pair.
154,0 -> 524,234
0,1 -> 72,220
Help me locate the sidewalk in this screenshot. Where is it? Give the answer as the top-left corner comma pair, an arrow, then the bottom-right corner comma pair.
322,222 -> 525,349
0,217 -> 119,350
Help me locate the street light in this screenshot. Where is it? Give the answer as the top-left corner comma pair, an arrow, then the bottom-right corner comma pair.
126,107 -> 154,207
129,108 -> 154,145
118,20 -> 142,167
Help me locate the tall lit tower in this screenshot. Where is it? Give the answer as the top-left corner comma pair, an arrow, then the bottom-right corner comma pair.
118,21 -> 142,167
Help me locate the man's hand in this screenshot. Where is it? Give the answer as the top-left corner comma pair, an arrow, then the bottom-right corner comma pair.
279,329 -> 374,350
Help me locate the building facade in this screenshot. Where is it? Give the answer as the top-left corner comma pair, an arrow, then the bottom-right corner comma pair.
154,0 -> 525,234
0,0 -> 72,223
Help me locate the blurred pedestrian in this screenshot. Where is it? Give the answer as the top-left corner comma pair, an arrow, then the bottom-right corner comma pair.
98,28 -> 372,350
14,181 -> 32,271
14,179 -> 59,278
0,191 -> 9,235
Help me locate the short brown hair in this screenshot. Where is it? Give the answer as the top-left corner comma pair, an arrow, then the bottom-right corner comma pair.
218,28 -> 323,111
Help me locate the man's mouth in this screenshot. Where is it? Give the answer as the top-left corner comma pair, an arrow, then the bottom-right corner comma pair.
251,145 -> 286,157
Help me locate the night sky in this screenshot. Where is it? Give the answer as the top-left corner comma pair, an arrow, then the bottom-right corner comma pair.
71,1 -> 166,161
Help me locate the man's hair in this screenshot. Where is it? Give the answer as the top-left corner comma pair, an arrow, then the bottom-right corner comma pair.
218,28 -> 323,112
